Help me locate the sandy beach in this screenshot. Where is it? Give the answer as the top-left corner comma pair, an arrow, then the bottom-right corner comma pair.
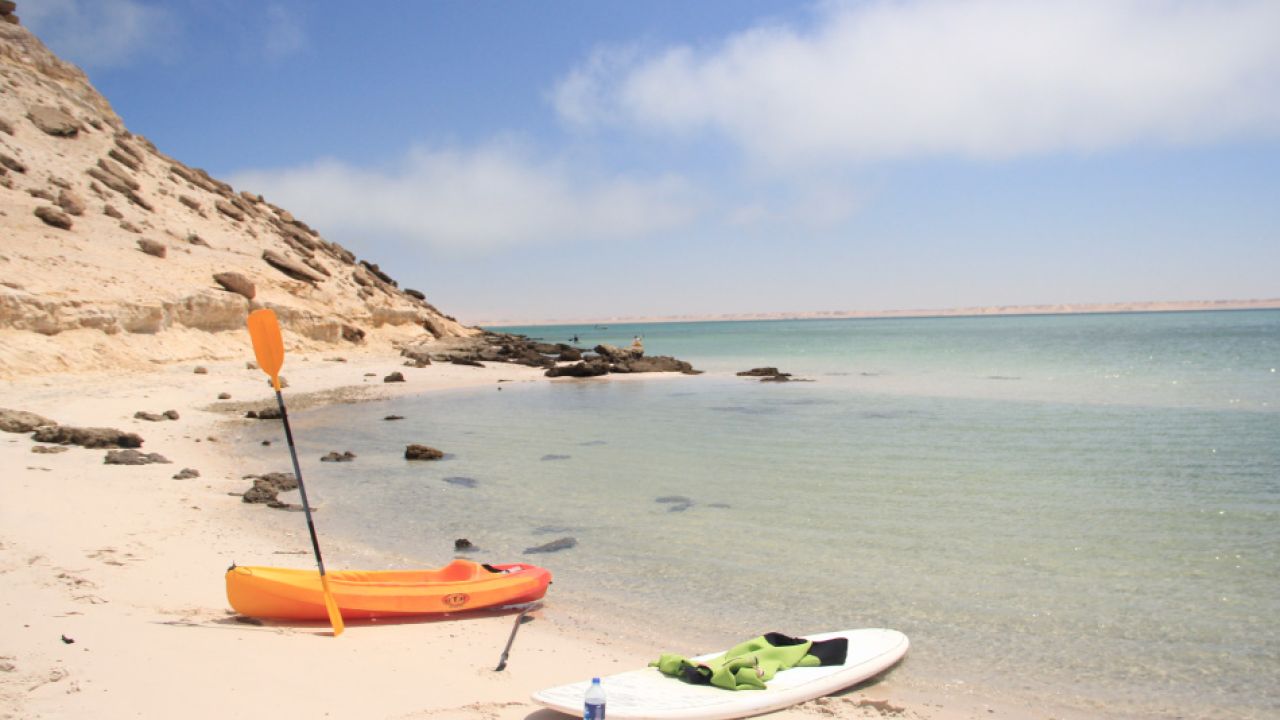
0,351 -> 977,720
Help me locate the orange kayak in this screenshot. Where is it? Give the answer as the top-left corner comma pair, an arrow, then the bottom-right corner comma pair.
225,559 -> 551,620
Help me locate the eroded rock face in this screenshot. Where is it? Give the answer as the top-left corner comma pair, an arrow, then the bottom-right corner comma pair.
212,272 -> 255,300
262,250 -> 323,283
0,17 -> 478,377
27,105 -> 79,136
34,205 -> 71,229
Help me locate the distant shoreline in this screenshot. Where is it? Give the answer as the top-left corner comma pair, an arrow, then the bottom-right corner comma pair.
476,297 -> 1280,328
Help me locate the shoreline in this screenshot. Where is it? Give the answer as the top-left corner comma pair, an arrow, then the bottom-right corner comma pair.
3,350 -> 1074,720
475,297 -> 1280,327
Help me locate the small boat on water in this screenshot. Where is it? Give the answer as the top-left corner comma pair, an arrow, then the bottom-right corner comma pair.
226,559 -> 551,620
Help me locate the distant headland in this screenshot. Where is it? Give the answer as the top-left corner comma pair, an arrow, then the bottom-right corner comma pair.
478,297 -> 1280,327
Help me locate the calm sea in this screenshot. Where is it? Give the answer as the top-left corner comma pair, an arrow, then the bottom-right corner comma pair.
249,310 -> 1279,719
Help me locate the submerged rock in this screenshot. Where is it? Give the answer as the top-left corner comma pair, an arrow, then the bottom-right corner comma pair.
524,537 -> 577,554
405,444 -> 443,461
737,367 -> 784,377
320,451 -> 356,462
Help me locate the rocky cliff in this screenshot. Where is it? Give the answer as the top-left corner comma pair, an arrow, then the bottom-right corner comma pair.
0,9 -> 474,377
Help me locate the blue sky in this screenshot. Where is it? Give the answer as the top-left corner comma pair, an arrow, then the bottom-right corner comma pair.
25,0 -> 1280,324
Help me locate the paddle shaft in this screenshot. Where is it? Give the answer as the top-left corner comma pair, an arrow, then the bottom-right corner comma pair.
274,389 -> 328,577
495,602 -> 540,671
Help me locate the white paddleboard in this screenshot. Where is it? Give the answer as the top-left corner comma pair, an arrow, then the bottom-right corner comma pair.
532,628 -> 909,720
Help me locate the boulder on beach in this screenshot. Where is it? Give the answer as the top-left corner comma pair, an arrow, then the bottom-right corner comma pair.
0,408 -> 57,433
32,426 -> 143,448
545,358 -> 610,378
240,472 -> 298,504
104,449 -> 171,465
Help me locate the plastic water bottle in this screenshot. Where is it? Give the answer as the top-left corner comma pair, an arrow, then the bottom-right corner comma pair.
583,676 -> 606,719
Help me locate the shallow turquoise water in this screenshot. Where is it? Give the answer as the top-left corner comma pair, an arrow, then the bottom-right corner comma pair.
251,310 -> 1279,719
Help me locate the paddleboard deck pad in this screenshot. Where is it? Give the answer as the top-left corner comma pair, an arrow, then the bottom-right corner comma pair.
532,628 -> 908,719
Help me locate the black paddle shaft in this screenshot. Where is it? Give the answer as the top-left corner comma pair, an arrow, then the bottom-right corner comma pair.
275,390 -> 329,577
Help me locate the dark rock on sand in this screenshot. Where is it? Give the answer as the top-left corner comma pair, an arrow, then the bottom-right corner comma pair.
245,406 -> 282,420
240,473 -> 299,504
557,347 -> 583,361
31,445 -> 69,454
384,371 -> 405,383
104,449 -> 171,465
384,415 -> 405,421
172,468 -> 200,479
320,451 -> 356,462
443,476 -> 478,488
524,537 -> 577,554
594,344 -> 642,362
217,392 -> 231,400
401,348 -> 432,367
450,358 -> 484,367
194,366 -> 208,374
0,408 -> 57,433
545,358 -> 610,378
454,538 -> 475,551
615,356 -> 697,374
32,426 -> 142,448
134,410 -> 178,422
405,444 -> 444,461
342,325 -> 365,343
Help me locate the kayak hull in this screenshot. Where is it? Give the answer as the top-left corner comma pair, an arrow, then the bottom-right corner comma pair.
225,559 -> 551,620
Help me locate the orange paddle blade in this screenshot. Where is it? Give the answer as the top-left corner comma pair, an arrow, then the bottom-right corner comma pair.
319,574 -> 345,636
246,309 -> 285,386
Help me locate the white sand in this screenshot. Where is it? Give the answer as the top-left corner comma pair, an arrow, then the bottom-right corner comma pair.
0,352 -> 998,720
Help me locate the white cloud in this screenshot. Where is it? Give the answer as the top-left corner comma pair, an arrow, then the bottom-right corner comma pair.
22,0 -> 176,69
230,141 -> 700,254
556,0 -> 1280,165
263,3 -> 306,60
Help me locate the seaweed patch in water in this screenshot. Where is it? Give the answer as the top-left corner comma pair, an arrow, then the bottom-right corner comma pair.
656,495 -> 694,512
709,405 -> 781,415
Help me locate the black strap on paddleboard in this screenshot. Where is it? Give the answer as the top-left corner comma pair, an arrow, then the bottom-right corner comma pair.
762,632 -> 849,666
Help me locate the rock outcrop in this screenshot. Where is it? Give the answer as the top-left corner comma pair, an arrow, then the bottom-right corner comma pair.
0,11 -> 476,378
